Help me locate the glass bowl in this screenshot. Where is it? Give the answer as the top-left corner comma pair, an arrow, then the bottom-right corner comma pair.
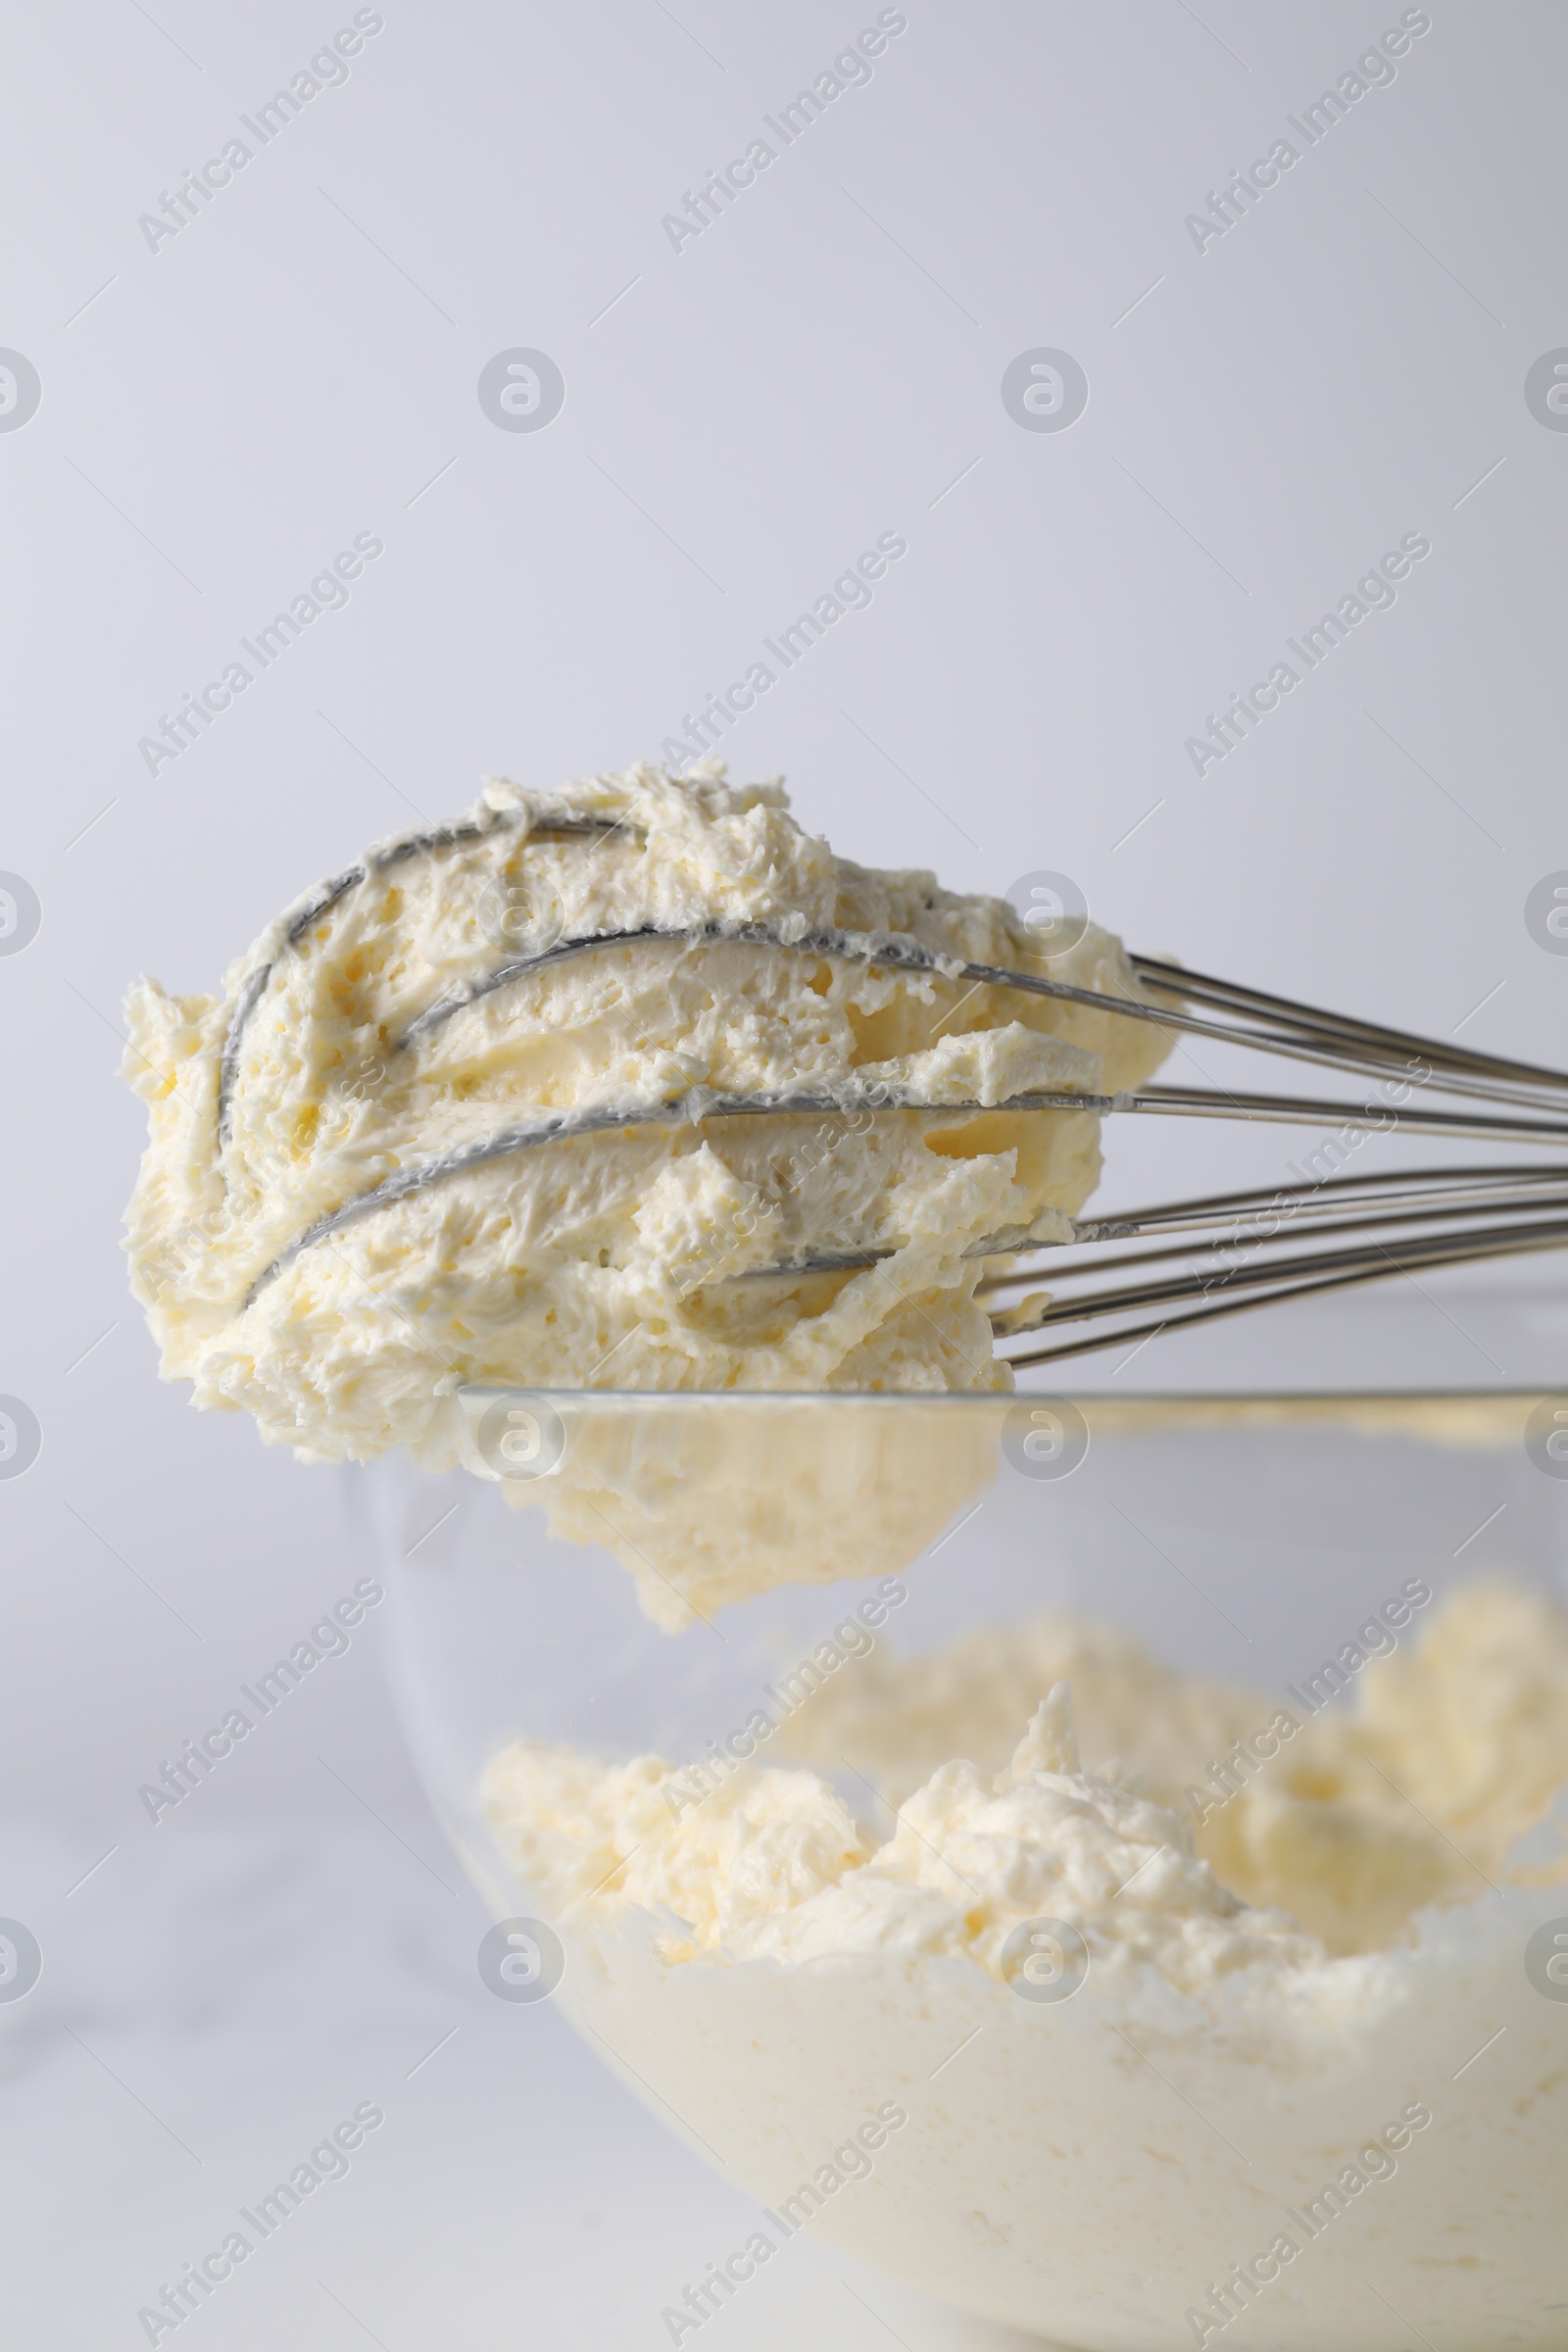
360,1385 -> 1568,2351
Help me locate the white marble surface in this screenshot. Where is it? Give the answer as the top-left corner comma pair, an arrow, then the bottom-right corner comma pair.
1,1820 -> 1041,2351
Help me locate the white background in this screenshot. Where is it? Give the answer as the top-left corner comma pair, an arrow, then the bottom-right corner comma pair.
2,2 -> 1565,2344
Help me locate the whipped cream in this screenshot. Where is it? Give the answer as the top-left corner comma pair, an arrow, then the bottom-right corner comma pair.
484,1579 -> 1568,2348
122,764 -> 1168,1459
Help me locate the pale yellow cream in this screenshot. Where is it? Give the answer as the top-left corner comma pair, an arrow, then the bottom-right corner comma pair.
122,763 -> 1168,1460
484,1580 -> 1568,2349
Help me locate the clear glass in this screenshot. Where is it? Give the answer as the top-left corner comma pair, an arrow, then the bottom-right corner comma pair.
360,1371 -> 1568,2352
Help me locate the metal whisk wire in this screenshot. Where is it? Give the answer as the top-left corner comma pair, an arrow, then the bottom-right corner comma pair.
981,1164 -> 1568,1367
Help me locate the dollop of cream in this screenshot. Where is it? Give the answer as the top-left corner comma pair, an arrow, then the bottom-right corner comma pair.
122,762 -> 1168,1461
486,1580 -> 1568,1978
488,1679 -> 1316,1990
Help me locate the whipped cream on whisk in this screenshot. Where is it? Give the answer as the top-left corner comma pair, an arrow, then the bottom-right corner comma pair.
122,763 -> 1168,1459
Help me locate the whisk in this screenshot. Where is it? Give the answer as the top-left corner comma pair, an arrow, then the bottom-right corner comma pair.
230,859 -> 1568,1358
984,1163 -> 1568,1368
